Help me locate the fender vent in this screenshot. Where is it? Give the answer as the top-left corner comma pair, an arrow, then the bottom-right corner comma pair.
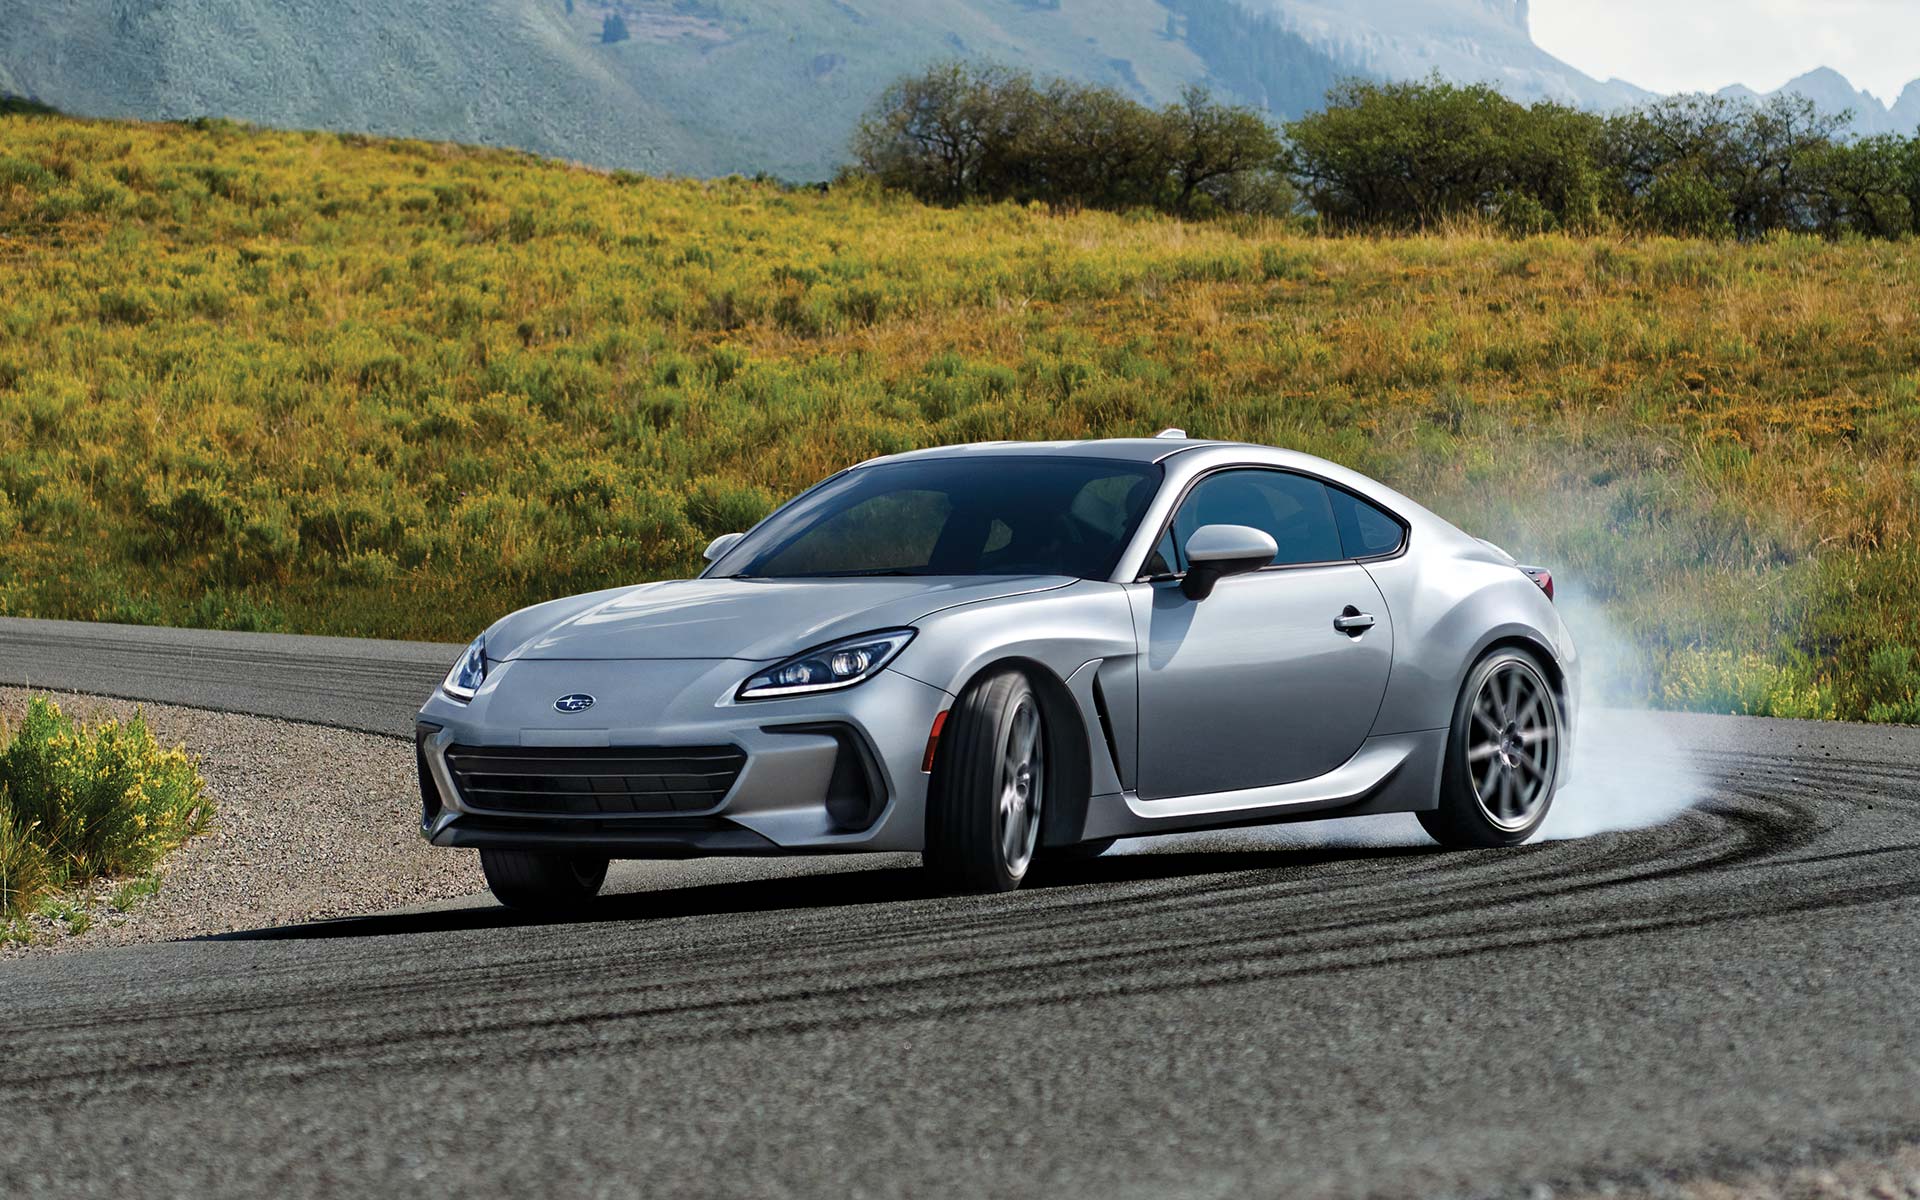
1089,673 -> 1124,781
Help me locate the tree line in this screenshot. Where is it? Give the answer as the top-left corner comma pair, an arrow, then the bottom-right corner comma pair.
850,65 -> 1920,238
848,63 -> 1291,218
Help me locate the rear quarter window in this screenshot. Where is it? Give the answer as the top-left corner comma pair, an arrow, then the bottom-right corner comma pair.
1328,488 -> 1407,558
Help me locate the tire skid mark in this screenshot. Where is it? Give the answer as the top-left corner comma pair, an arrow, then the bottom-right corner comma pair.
6,770 -> 1902,1107
10,871 -> 1917,1108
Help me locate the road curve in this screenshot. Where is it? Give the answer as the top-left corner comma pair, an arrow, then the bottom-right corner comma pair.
0,616 -> 458,736
2,618 -> 1919,1199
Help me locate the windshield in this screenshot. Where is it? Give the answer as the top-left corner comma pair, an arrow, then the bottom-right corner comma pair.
710,456 -> 1163,580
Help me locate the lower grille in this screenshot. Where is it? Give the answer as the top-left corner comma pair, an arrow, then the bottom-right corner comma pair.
444,744 -> 747,816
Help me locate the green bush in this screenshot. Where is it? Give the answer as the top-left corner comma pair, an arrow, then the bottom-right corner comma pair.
0,812 -> 50,922
1865,646 -> 1920,725
1659,649 -> 1837,720
0,697 -> 211,918
1641,168 -> 1734,238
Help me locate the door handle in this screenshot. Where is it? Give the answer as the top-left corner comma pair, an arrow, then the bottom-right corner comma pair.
1333,607 -> 1376,635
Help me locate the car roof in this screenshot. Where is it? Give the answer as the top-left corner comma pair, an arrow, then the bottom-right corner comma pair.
859,437 -> 1246,467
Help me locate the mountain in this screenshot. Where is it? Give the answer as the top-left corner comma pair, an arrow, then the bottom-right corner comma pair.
1238,1 -> 1919,133
1719,68 -> 1920,136
0,0 -> 1347,180
3,0 -> 1912,177
1240,0 -> 1650,109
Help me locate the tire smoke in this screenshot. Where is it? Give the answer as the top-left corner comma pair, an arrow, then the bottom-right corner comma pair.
1530,587 -> 1706,841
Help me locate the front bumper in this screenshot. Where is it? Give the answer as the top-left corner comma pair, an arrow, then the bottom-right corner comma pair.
415,658 -> 950,857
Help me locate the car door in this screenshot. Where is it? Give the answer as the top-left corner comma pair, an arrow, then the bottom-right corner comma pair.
1129,468 -> 1394,800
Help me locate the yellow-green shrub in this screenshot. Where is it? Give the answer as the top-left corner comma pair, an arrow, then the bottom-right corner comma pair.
0,698 -> 211,917
1659,650 -> 1839,720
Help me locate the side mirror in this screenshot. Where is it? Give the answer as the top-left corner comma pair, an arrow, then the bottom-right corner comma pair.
1181,524 -> 1277,600
702,532 -> 745,563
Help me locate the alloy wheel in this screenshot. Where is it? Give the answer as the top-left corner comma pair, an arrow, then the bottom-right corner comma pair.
996,696 -> 1045,877
1465,660 -> 1560,831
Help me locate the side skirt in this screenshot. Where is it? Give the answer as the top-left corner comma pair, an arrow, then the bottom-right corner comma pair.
1075,728 -> 1446,842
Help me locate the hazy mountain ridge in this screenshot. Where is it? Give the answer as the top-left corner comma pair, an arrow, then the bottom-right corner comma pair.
1,0 -> 1913,176
1719,68 -> 1920,136
0,0 -> 1344,179
1243,0 -> 1917,133
1241,0 -> 1650,109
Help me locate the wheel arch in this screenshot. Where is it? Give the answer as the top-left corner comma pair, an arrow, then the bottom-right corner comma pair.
926,655 -> 1094,852
1470,632 -> 1570,719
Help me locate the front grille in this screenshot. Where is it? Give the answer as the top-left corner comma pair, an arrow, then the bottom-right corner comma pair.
444,745 -> 747,816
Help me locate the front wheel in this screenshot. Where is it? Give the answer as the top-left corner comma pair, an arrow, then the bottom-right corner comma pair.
1418,648 -> 1563,848
480,849 -> 609,912
924,669 -> 1047,894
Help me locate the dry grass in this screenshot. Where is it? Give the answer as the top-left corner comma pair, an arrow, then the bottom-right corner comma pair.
2,110 -> 1918,717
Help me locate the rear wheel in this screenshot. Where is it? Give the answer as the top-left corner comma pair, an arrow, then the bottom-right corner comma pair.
480,849 -> 609,912
924,670 -> 1047,894
1419,648 -> 1562,848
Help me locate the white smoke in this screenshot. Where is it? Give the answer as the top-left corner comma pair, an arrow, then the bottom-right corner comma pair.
1531,587 -> 1706,840
1114,586 -> 1703,855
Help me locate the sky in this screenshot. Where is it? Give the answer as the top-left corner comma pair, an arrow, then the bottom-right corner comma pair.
1531,0 -> 1920,101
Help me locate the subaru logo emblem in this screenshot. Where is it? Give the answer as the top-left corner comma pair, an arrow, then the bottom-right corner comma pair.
553,693 -> 596,714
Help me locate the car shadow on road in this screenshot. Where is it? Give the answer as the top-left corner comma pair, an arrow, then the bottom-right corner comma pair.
200,843 -> 1437,944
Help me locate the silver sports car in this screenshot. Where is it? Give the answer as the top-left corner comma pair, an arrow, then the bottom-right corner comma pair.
415,433 -> 1577,909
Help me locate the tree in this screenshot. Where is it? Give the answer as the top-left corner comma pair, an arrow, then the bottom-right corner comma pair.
850,63 -> 1040,204
1164,86 -> 1286,215
1601,93 -> 1850,236
1016,78 -> 1171,209
601,13 -> 630,44
848,63 -> 1287,216
1283,78 -> 1538,228
1803,134 -> 1914,237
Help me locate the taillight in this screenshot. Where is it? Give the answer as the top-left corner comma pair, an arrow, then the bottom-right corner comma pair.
1519,565 -> 1554,602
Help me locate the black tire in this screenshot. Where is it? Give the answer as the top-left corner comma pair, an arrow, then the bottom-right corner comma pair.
1418,647 -> 1563,849
479,849 -> 609,912
924,669 -> 1048,894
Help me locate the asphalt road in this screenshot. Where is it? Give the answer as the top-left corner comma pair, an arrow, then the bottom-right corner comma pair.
3,618 -> 1919,1198
0,616 -> 457,736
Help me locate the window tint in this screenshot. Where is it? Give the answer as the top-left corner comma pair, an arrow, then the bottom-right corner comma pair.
1327,488 -> 1406,558
753,490 -> 950,577
715,457 -> 1163,580
1169,470 -> 1344,568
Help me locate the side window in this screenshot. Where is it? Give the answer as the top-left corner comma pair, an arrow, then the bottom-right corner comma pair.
1170,470 -> 1344,568
1327,488 -> 1407,558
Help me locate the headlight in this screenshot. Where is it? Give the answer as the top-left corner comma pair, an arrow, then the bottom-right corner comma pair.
442,635 -> 488,701
737,629 -> 914,700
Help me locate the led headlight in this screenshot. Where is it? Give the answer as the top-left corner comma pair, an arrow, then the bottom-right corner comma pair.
442,635 -> 489,701
738,629 -> 914,700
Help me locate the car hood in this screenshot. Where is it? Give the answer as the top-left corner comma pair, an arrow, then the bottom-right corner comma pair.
488,576 -> 1074,663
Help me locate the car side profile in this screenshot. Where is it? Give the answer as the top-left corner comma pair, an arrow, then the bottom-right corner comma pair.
415,434 -> 1577,909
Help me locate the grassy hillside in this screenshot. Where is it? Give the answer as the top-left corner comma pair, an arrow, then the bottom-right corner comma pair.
3,108 -> 1919,720
0,0 -> 1342,180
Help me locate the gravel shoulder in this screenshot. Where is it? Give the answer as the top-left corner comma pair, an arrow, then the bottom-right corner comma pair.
1,687 -> 483,957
